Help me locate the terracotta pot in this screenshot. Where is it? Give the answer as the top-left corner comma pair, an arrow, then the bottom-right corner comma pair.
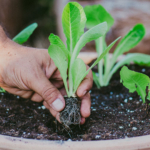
78,52 -> 125,64
0,52 -> 150,150
0,134 -> 150,150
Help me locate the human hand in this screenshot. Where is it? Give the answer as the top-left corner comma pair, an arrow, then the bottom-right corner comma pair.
0,36 -> 92,124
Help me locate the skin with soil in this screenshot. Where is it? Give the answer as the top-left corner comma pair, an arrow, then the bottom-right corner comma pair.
0,64 -> 150,141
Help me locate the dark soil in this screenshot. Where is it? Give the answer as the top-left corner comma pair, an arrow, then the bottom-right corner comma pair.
0,64 -> 150,141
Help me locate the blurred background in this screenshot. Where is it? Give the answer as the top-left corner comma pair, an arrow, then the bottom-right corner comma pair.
0,0 -> 150,54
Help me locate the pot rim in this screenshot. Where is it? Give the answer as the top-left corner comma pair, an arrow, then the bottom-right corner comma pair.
78,52 -> 125,64
0,134 -> 150,150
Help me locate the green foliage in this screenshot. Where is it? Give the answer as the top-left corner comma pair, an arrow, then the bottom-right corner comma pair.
90,37 -> 120,69
84,5 -> 114,30
112,24 -> 146,63
62,2 -> 86,53
120,66 -> 150,103
0,88 -> 5,93
13,23 -> 38,44
73,37 -> 120,94
73,22 -> 108,60
92,72 -> 100,88
84,5 -> 147,88
106,53 -> 150,84
48,2 -> 118,97
48,45 -> 69,95
49,34 -> 70,59
72,58 -> 86,93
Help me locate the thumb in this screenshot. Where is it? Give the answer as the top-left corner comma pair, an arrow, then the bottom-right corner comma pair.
30,70 -> 65,112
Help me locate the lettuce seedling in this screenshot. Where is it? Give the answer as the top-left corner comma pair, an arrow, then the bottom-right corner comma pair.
13,23 -> 38,44
0,23 -> 38,92
120,66 -> 150,104
84,5 -> 149,88
48,2 -> 119,97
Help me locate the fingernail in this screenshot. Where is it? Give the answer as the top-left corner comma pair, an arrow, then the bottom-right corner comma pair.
51,99 -> 64,111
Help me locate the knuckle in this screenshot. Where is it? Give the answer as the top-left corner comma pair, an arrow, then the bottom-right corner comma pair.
42,86 -> 58,102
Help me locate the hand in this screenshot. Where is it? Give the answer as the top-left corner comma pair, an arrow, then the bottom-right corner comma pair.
0,36 -> 92,125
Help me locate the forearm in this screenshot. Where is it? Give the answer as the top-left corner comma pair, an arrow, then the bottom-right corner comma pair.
0,25 -> 22,55
0,25 -> 8,47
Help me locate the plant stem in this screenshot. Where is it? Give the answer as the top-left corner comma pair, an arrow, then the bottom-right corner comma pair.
66,57 -> 71,97
104,53 -> 117,84
68,62 -> 73,97
102,53 -> 110,86
102,56 -> 117,86
108,54 -> 117,73
102,36 -> 110,86
96,37 -> 104,86
92,72 -> 101,89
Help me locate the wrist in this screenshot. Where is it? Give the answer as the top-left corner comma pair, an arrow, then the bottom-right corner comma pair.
0,26 -> 8,49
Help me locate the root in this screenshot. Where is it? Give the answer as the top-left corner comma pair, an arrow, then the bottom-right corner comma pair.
60,97 -> 81,131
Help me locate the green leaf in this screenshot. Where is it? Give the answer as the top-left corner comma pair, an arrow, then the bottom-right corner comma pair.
62,2 -> 86,53
48,45 -> 69,95
107,53 -> 150,85
72,58 -> 86,93
92,72 -> 100,89
49,34 -> 70,59
0,88 -> 5,93
69,22 -> 108,94
73,37 -> 120,93
13,23 -> 38,44
84,4 -> 114,30
72,22 -> 108,60
90,37 -> 121,70
95,36 -> 107,55
113,24 -> 146,59
120,66 -> 150,103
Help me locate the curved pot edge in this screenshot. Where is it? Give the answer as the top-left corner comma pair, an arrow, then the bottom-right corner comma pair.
78,52 -> 125,64
0,134 -> 150,150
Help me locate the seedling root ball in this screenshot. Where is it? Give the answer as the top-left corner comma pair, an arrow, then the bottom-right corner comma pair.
60,97 -> 81,126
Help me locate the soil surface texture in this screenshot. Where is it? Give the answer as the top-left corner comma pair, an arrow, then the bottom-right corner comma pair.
0,64 -> 150,141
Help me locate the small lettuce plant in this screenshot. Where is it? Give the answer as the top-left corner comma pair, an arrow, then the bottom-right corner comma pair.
0,23 -> 38,93
84,5 -> 149,88
12,23 -> 38,44
120,66 -> 150,113
48,2 -> 119,97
